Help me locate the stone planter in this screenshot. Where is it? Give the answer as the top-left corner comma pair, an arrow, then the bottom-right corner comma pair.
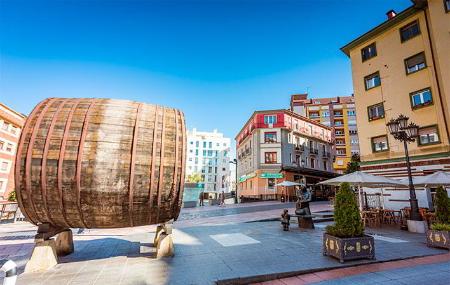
426,230 -> 450,250
323,233 -> 375,263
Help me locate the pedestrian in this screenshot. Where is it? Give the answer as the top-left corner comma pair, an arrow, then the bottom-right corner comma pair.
220,191 -> 225,207
281,209 -> 290,231
199,191 -> 204,206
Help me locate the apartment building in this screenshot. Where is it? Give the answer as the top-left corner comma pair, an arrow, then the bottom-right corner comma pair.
185,128 -> 232,192
291,94 -> 360,173
341,0 -> 450,209
235,109 -> 337,201
0,103 -> 26,201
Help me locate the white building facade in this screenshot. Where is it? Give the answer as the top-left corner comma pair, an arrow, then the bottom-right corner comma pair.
186,129 -> 232,192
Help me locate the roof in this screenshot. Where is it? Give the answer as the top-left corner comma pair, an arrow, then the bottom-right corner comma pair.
291,94 -> 354,106
235,109 -> 332,140
340,5 -> 420,57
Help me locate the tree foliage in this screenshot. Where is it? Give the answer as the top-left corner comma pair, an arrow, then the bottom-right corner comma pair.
326,182 -> 364,238
187,173 -> 203,183
435,186 -> 450,225
344,154 -> 360,174
7,190 -> 17,202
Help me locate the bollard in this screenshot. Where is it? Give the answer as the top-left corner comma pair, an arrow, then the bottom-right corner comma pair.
1,260 -> 17,285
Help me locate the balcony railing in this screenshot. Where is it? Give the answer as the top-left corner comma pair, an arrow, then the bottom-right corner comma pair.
295,145 -> 305,152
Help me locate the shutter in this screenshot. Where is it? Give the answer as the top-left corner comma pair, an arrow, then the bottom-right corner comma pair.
407,53 -> 425,67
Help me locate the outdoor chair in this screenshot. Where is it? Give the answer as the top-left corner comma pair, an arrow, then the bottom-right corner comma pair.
0,203 -> 19,222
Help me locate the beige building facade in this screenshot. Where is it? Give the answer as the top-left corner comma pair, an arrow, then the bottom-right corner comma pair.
341,0 -> 450,209
290,94 -> 360,174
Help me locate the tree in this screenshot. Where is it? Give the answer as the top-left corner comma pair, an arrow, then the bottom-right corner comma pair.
187,173 -> 203,183
7,190 -> 17,202
326,182 -> 364,237
435,186 -> 450,225
345,154 -> 360,174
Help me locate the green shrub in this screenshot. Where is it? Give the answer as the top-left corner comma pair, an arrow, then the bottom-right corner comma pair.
326,182 -> 364,238
430,223 -> 450,231
435,186 -> 450,225
7,190 -> 17,202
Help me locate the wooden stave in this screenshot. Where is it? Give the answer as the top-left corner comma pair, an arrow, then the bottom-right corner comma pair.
16,98 -> 185,228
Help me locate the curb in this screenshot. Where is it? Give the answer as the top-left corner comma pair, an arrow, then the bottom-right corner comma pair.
215,253 -> 449,285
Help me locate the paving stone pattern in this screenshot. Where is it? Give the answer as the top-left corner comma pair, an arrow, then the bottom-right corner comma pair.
11,221 -> 447,285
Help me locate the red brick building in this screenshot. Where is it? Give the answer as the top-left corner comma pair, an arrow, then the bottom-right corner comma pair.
0,103 -> 26,201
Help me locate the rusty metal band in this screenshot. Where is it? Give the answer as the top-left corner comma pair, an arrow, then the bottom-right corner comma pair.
57,99 -> 82,228
156,107 -> 166,223
171,110 -> 181,216
41,99 -> 68,225
128,103 -> 142,227
25,98 -> 58,224
148,105 -> 160,225
171,109 -> 179,201
75,100 -> 96,228
178,111 -> 187,212
15,98 -> 51,225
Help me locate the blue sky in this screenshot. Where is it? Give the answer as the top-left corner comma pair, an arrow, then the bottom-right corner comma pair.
1,0 -> 411,146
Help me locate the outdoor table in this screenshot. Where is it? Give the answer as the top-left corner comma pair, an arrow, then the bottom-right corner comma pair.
382,209 -> 401,225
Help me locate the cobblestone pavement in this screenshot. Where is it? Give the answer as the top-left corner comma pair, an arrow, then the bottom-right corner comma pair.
259,253 -> 450,285
1,201 -> 447,285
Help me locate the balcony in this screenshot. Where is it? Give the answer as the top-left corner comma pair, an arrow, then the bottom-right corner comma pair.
323,151 -> 331,158
310,148 -> 319,155
334,113 -> 343,118
335,132 -> 345,137
295,145 -> 305,152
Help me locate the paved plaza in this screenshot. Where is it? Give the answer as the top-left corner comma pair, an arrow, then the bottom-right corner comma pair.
1,201 -> 448,285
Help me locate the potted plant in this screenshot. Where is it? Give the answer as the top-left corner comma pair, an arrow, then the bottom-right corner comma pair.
427,186 -> 450,249
323,182 -> 375,263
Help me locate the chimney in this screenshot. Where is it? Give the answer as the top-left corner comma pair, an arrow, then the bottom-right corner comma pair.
386,10 -> 396,20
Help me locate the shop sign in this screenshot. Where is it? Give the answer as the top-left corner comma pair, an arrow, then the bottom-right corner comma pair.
260,173 -> 283,179
239,172 -> 256,182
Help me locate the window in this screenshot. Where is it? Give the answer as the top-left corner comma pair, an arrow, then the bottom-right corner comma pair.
207,150 -> 213,156
446,0 -> 450,12
203,142 -> 206,148
1,123 -> 8,131
190,141 -> 193,145
347,110 -> 356,116
364,72 -> 381,90
322,111 -> 330,117
349,129 -> 358,135
264,132 -> 277,143
310,158 -> 315,168
0,140 -> 4,150
10,127 -> 17,135
323,161 -> 327,171
264,152 -> 277,164
405,52 -> 426,74
264,115 -> 277,125
371,135 -> 389,152
361,42 -> 377,61
418,125 -> 440,146
195,149 -> 198,155
1,161 -> 8,171
410,88 -> 433,109
267,178 -> 276,189
368,103 -> 385,121
0,180 -> 4,192
196,141 -> 199,147
203,150 -> 206,156
400,20 -> 420,42
209,142 -> 212,148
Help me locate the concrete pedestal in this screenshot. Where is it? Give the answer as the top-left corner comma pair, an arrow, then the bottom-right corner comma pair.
407,220 -> 428,233
24,239 -> 58,273
55,229 -> 74,256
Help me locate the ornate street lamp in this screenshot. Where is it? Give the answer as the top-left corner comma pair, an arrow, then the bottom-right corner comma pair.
386,115 -> 421,221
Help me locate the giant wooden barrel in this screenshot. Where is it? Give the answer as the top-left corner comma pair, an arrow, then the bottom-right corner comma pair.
15,98 -> 186,228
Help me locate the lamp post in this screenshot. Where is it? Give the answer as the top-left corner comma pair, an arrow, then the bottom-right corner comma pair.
386,115 -> 421,221
229,159 -> 238,204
